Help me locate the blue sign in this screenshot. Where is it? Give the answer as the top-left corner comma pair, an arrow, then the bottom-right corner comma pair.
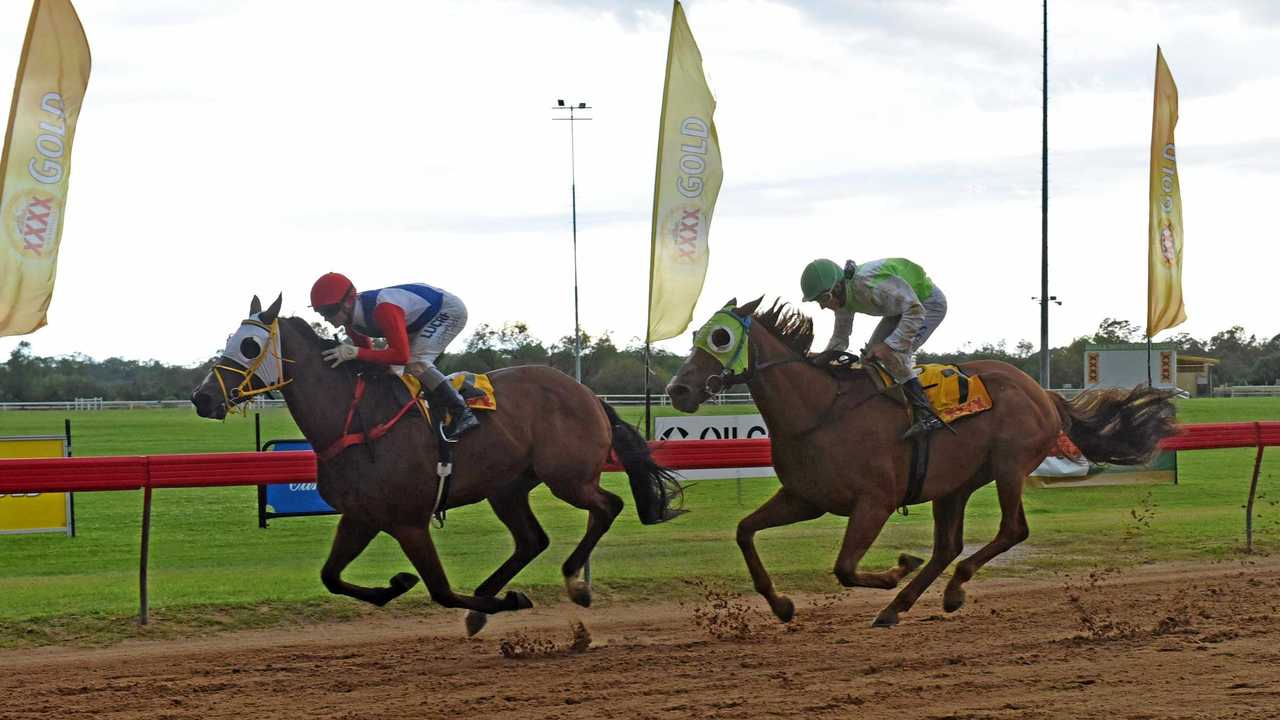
262,440 -> 334,517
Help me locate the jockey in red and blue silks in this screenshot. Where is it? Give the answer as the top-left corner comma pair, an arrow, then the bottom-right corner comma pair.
310,272 -> 480,440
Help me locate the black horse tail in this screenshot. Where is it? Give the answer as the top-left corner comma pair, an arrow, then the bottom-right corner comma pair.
599,400 -> 685,525
1053,385 -> 1179,465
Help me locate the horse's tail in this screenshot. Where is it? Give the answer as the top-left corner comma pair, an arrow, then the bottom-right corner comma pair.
599,400 -> 685,525
1052,385 -> 1178,465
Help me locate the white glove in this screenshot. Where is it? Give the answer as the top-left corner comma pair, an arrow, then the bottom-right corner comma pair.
322,343 -> 359,368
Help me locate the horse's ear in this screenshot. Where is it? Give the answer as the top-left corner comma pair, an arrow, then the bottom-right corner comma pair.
250,295 -> 262,316
736,296 -> 765,317
722,298 -> 737,309
261,294 -> 283,323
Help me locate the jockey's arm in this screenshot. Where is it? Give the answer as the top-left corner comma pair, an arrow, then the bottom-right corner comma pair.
346,328 -> 374,349
354,303 -> 412,365
824,309 -> 854,352
874,277 -> 926,353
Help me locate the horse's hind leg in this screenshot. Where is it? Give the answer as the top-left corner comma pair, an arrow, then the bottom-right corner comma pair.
738,488 -> 824,622
943,469 -> 1030,613
833,496 -> 922,593
544,472 -> 624,608
464,484 -> 550,637
390,524 -> 532,616
873,489 -> 969,627
321,515 -> 420,607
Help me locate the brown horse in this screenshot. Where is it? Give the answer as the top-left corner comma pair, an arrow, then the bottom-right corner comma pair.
666,298 -> 1177,627
191,295 -> 680,635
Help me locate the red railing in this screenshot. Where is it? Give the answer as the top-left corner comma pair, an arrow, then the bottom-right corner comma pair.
0,422 -> 1275,494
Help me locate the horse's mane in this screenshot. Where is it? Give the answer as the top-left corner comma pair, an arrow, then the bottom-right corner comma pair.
753,300 -> 814,356
282,315 -> 339,350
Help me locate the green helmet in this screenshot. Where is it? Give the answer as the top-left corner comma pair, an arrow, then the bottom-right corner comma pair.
800,258 -> 841,301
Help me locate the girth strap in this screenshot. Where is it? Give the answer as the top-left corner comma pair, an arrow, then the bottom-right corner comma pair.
900,433 -> 930,515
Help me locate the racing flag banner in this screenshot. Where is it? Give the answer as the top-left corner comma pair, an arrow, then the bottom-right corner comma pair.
1146,45 -> 1185,338
646,0 -> 722,342
0,0 -> 91,337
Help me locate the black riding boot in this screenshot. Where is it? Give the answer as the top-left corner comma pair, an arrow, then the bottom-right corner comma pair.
901,377 -> 944,439
430,381 -> 480,441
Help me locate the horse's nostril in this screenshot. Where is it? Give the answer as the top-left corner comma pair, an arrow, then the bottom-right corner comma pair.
192,392 -> 209,416
666,383 -> 688,398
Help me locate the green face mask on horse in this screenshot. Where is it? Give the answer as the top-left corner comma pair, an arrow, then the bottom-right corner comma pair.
692,303 -> 752,378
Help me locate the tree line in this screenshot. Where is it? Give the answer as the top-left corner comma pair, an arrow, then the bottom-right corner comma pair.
2,317 -> 1278,402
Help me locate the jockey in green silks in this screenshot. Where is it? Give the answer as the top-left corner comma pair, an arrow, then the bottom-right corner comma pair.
800,258 -> 949,438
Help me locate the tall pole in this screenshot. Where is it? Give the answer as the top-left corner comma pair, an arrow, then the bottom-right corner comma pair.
553,100 -> 592,383
1039,0 -> 1051,388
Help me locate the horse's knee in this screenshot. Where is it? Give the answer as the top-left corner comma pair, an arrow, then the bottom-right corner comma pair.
320,567 -> 344,595
605,492 -> 624,517
735,521 -> 754,548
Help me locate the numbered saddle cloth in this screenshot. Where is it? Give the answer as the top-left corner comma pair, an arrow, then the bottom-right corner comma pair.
871,363 -> 993,423
399,371 -> 498,422
915,364 -> 992,423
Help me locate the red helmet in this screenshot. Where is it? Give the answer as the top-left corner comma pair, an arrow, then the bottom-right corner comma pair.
310,272 -> 355,310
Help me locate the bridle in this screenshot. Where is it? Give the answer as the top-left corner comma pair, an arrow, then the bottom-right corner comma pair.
211,318 -> 295,413
697,316 -> 883,437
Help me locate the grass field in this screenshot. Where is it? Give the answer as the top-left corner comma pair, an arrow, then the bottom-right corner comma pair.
0,397 -> 1277,646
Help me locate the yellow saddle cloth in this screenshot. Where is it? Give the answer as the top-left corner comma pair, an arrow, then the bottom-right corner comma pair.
873,363 -> 993,423
916,364 -> 992,423
400,371 -> 498,421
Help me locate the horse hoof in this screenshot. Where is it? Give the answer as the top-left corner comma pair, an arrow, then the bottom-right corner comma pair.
898,554 -> 925,574
772,596 -> 796,623
371,572 -> 420,607
391,572 -> 420,593
943,586 -> 966,613
567,579 -> 592,608
503,590 -> 534,611
872,608 -> 899,628
465,610 -> 489,637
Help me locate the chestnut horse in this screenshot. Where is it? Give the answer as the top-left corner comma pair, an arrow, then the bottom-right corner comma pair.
666,298 -> 1176,627
192,295 -> 680,635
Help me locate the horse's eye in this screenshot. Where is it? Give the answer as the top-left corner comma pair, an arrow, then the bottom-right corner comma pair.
240,337 -> 262,359
709,327 -> 734,352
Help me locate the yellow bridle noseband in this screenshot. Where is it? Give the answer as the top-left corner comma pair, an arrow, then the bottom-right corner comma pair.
212,318 -> 295,414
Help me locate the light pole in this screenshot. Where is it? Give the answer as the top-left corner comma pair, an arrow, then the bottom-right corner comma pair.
553,99 -> 591,383
1032,294 -> 1062,385
1039,0 -> 1050,388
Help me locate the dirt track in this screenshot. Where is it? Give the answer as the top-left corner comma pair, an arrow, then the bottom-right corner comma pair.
3,559 -> 1279,720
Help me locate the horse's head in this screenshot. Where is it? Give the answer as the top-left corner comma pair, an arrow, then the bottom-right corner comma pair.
666,296 -> 762,413
191,294 -> 291,419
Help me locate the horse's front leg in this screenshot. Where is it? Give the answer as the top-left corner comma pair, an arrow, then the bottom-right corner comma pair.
390,525 -> 532,617
873,490 -> 969,627
737,488 -> 824,622
464,488 -> 550,636
321,515 -> 420,606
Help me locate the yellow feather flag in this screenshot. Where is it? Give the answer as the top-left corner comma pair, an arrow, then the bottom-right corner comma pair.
1146,45 -> 1185,338
0,0 -> 91,337
646,0 -> 722,343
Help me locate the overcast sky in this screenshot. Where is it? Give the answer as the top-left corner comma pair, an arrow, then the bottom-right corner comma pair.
1,0 -> 1277,367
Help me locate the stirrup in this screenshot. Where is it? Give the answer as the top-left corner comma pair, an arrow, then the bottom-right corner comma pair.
442,409 -> 480,442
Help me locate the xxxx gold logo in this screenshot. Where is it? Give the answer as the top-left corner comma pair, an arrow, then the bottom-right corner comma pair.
661,205 -> 704,266
6,190 -> 60,258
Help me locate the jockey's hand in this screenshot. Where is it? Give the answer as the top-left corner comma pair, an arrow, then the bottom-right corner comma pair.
808,349 -> 843,367
864,342 -> 895,365
322,343 -> 359,368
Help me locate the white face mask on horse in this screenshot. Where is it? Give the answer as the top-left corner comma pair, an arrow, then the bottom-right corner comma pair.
210,295 -> 292,412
